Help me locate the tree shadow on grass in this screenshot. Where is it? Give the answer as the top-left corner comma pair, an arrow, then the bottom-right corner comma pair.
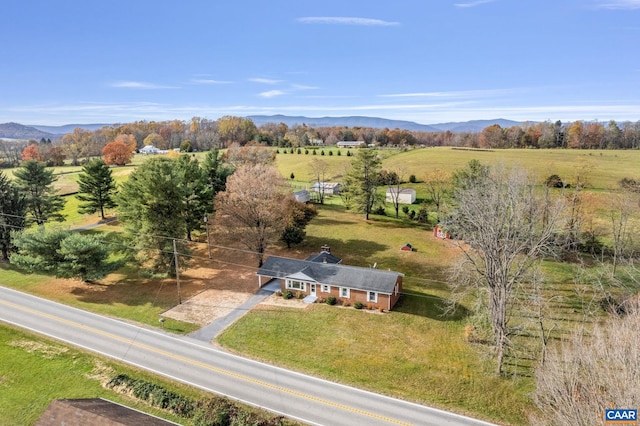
299,236 -> 389,262
394,291 -> 470,321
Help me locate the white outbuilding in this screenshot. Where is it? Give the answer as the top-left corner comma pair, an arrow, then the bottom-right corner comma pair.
386,188 -> 416,204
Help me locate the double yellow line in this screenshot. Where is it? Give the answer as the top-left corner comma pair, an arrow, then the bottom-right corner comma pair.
0,299 -> 412,425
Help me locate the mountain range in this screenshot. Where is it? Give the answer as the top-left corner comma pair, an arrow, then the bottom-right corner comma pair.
0,117 -> 524,140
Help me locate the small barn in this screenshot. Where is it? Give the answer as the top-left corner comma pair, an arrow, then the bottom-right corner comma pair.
294,190 -> 310,203
386,188 -> 416,204
336,141 -> 365,148
311,182 -> 341,195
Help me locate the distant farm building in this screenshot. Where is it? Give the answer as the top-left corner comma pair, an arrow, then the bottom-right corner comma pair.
294,190 -> 310,203
312,182 -> 341,195
336,141 -> 365,148
386,188 -> 416,204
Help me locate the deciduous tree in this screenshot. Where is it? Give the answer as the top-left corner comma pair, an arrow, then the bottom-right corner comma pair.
532,304 -> 640,426
213,164 -> 291,266
423,168 -> 451,223
449,164 -> 564,375
308,158 -> 329,204
13,160 -> 65,226
76,158 -> 117,219
102,141 -> 134,166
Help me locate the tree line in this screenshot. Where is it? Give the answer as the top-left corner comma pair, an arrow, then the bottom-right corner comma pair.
4,116 -> 640,169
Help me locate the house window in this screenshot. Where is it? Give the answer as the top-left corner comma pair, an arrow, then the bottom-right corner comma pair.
286,280 -> 307,291
322,285 -> 330,293
340,287 -> 350,298
367,291 -> 378,303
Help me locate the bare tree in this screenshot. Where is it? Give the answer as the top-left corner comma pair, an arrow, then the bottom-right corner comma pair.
609,192 -> 637,276
449,164 -> 564,375
308,158 -> 329,204
532,303 -> 640,426
423,168 -> 451,223
213,164 -> 291,267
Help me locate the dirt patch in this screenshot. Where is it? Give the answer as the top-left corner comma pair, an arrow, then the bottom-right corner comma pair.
258,293 -> 308,309
8,340 -> 69,359
162,290 -> 254,325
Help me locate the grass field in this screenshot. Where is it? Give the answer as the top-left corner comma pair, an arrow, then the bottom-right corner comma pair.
0,324 -> 193,425
2,147 -> 638,425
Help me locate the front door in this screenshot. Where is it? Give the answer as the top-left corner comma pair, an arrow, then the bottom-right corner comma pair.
310,284 -> 316,296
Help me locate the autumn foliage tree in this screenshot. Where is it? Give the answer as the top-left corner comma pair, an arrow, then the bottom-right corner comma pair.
102,141 -> 134,166
22,144 -> 43,161
213,164 -> 291,267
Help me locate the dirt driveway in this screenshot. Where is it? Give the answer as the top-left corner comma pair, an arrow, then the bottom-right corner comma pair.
161,245 -> 307,326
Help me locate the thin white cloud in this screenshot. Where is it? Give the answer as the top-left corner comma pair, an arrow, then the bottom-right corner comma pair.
380,88 -> 517,98
594,0 -> 640,9
297,17 -> 399,26
249,78 -> 282,85
454,0 -> 497,8
191,78 -> 233,85
291,84 -> 319,90
110,81 -> 177,89
259,90 -> 286,98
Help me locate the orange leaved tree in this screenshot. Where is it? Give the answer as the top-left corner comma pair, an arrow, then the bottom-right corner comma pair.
102,141 -> 133,166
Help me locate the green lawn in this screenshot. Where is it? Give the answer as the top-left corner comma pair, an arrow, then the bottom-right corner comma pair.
3,147 -> 637,425
0,324 -> 191,425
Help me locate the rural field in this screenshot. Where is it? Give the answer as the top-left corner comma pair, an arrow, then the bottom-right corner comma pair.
1,147 -> 638,425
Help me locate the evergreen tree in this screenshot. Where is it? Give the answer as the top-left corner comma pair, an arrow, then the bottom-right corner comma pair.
202,148 -> 232,196
116,157 -> 187,274
175,154 -> 211,241
10,228 -> 116,282
76,158 -> 117,219
341,149 -> 382,220
0,171 -> 27,260
13,160 -> 65,226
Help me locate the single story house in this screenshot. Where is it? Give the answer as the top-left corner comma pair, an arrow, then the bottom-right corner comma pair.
336,141 -> 365,148
311,182 -> 341,195
386,188 -> 416,204
294,190 -> 310,203
257,252 -> 403,311
139,145 -> 168,155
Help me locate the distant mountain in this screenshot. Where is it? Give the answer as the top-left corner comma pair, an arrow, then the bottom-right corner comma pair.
247,115 -> 441,132
31,123 -> 111,134
0,122 -> 58,140
429,118 -> 524,133
247,115 -> 525,133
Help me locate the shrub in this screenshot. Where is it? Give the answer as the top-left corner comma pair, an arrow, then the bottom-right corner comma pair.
296,291 -> 305,299
409,174 -> 417,183
283,290 -> 293,300
373,206 -> 386,215
290,172 -> 295,180
354,301 -> 364,309
402,206 -> 410,216
341,299 -> 350,307
337,150 -> 341,156
326,295 -> 337,305
320,150 -> 325,156
545,174 -> 564,188
296,148 -> 301,154
328,150 -> 333,156
305,149 -> 309,155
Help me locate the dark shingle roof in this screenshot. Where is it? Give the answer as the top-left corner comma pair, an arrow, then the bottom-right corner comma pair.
304,252 -> 342,264
257,256 -> 402,294
35,398 -> 179,426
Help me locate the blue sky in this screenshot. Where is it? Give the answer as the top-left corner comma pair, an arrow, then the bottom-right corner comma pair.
1,0 -> 639,126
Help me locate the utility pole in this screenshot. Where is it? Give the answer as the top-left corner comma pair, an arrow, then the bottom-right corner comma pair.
204,215 -> 212,259
173,239 -> 181,304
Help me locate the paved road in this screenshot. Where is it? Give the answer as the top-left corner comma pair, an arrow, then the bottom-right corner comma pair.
0,286 -> 495,426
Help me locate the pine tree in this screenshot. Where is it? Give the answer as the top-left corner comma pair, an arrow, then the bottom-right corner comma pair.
76,158 -> 117,219
13,160 -> 65,226
0,171 -> 27,260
